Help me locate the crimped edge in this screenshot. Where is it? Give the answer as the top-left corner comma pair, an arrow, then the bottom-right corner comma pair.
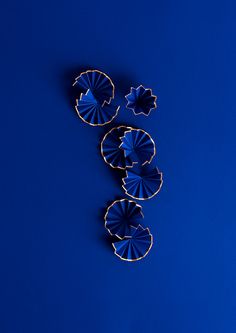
101,125 -> 135,169
73,69 -> 115,104
112,224 -> 153,262
122,167 -> 163,200
104,199 -> 144,240
75,89 -> 119,127
125,85 -> 157,116
119,128 -> 156,166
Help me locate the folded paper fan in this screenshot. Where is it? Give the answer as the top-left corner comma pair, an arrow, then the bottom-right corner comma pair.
112,225 -> 153,261
101,126 -> 134,169
73,69 -> 114,104
122,164 -> 163,200
120,129 -> 155,165
125,85 -> 157,116
105,199 -> 144,239
76,90 -> 119,126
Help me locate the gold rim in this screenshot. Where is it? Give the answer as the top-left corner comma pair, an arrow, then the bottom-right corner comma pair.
74,69 -> 118,126
75,91 -> 119,127
119,128 -> 156,166
125,85 -> 157,116
104,198 -> 144,240
112,224 -> 153,262
122,168 -> 163,201
101,125 -> 135,170
73,69 -> 115,104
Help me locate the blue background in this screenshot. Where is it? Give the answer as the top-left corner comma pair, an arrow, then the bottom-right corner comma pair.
1,0 -> 235,332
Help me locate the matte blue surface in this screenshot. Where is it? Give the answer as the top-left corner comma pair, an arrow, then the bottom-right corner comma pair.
0,0 -> 235,332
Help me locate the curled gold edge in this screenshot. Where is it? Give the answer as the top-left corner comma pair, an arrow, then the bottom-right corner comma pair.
73,69 -> 115,105
122,168 -> 163,201
75,89 -> 120,127
104,198 -> 144,240
74,74 -> 156,258
125,85 -> 157,117
112,224 -> 153,262
119,128 -> 156,166
101,125 -> 137,170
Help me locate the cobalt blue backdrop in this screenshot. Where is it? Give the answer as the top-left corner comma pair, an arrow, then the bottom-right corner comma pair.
0,0 -> 235,332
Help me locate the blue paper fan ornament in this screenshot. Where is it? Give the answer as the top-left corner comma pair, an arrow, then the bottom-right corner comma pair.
105,199 -> 144,239
125,85 -> 157,116
73,69 -> 114,104
120,128 -> 155,165
112,225 -> 153,261
76,90 -> 119,126
101,126 -> 135,169
69,69 -> 163,261
122,164 -> 163,200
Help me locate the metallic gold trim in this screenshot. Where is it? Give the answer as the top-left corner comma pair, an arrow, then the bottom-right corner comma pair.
119,128 -> 156,166
75,90 -> 119,127
104,199 -> 144,240
73,69 -> 115,104
125,85 -> 157,116
101,125 -> 134,170
122,168 -> 163,201
112,224 -> 153,262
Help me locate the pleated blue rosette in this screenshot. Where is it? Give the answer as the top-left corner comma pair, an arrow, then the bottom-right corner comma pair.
122,164 -> 163,200
73,69 -> 114,104
74,70 -> 119,126
105,199 -> 144,239
120,128 -> 156,166
101,126 -> 134,169
112,225 -> 153,261
76,90 -> 119,126
71,70 -> 162,261
125,85 -> 157,116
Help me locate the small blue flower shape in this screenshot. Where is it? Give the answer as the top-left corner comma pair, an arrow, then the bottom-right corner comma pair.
122,164 -> 163,200
125,85 -> 157,116
105,199 -> 144,239
112,225 -> 153,261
